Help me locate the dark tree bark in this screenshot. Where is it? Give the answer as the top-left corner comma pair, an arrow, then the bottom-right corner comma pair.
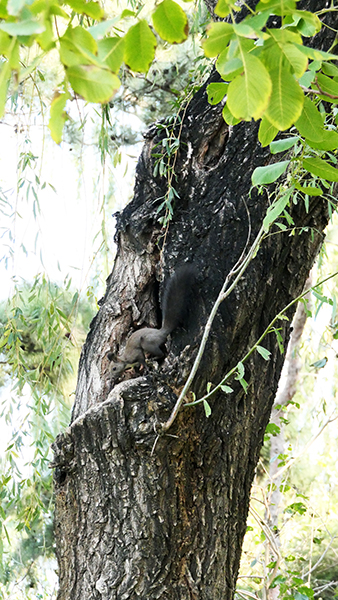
52,4 -> 337,599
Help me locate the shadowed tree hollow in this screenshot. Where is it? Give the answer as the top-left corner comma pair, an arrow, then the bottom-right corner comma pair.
52,3 -> 337,598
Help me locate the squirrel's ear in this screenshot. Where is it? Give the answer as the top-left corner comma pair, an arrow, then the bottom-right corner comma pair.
107,352 -> 114,361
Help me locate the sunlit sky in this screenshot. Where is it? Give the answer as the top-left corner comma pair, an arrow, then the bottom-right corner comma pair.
0,100 -> 142,300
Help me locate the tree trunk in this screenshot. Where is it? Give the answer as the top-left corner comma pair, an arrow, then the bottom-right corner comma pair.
52,4 -> 337,599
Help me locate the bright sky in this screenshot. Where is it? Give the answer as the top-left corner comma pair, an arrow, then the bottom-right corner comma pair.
0,100 -> 142,300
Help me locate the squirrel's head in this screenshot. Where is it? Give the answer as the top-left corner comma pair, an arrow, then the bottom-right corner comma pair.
107,353 -> 126,376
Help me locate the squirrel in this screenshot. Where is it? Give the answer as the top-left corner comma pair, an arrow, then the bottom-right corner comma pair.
107,264 -> 196,377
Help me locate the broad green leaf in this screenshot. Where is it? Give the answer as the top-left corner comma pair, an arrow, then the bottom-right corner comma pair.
36,17 -> 55,51
265,66 -> 303,130
227,52 -> 272,120
252,160 -> 290,186
65,0 -> 104,19
316,73 -> 338,100
302,157 -> 338,183
203,399 -> 212,418
152,0 -> 188,44
48,90 -> 71,144
293,43 -> 337,62
256,345 -> 271,360
214,0 -> 231,17
124,20 -> 157,72
0,19 -> 45,35
222,103 -> 240,125
216,50 -> 242,79
98,37 -> 124,72
306,131 -> 338,152
66,65 -> 120,103
203,22 -> 234,58
206,82 -> 228,105
60,26 -> 98,67
270,136 -> 298,154
294,182 -> 322,196
295,97 -> 324,142
256,0 -> 296,14
0,60 -> 10,117
0,30 -> 11,53
258,116 -> 278,146
281,43 -> 308,77
262,189 -> 292,231
322,62 -> 338,78
285,10 -> 321,36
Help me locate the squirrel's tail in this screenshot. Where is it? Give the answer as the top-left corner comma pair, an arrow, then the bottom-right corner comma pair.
161,264 -> 196,334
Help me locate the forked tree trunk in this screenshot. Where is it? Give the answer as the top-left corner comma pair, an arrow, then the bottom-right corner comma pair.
52,3 -> 336,599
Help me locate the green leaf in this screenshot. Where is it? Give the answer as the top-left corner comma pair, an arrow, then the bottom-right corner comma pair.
66,65 -> 120,103
59,26 -> 98,68
227,52 -> 272,120
256,345 -> 271,360
294,182 -> 322,196
302,157 -> 338,183
203,399 -> 212,418
305,131 -> 338,152
65,0 -> 104,19
287,10 -> 321,36
256,0 -> 296,14
7,0 -> 26,16
203,22 -> 234,58
258,116 -> 278,146
0,19 -> 45,35
222,103 -> 241,125
239,378 -> 248,393
220,384 -> 233,393
0,60 -> 11,117
322,62 -> 338,78
152,0 -> 188,44
311,357 -> 327,369
265,66 -> 304,130
265,423 -> 281,436
269,136 -> 298,154
216,50 -> 242,80
48,90 -> 71,144
235,361 -> 245,380
316,73 -> 338,100
88,18 -> 121,40
207,82 -> 228,105
262,189 -> 292,231
214,0 -> 231,17
124,20 -> 157,73
97,37 -> 125,72
252,160 -> 290,187
295,97 -> 324,142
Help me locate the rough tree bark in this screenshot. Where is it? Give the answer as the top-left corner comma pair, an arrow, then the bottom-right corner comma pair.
52,3 -> 337,599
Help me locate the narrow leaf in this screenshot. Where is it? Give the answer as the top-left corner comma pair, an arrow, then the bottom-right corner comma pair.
256,345 -> 271,360
203,400 -> 212,418
269,136 -> 298,154
262,189 -> 292,231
